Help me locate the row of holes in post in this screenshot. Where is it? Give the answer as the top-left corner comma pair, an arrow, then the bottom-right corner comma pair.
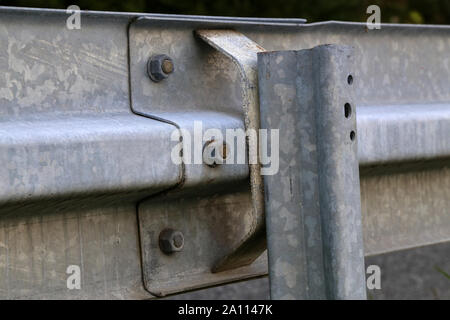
345,74 -> 356,141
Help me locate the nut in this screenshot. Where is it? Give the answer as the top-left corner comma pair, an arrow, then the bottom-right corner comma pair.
159,228 -> 184,254
202,140 -> 229,167
147,54 -> 174,82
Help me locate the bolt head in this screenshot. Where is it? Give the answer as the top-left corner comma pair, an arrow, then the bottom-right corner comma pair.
161,59 -> 174,74
159,228 -> 184,254
147,54 -> 174,82
203,140 -> 229,167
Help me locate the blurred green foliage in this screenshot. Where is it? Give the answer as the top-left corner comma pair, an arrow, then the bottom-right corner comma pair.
1,0 -> 449,24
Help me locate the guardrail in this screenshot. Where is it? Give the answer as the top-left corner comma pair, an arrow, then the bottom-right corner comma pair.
0,7 -> 448,299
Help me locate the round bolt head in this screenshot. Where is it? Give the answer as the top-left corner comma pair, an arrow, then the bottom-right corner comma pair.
161,59 -> 174,74
203,140 -> 229,167
159,228 -> 184,254
147,54 -> 174,82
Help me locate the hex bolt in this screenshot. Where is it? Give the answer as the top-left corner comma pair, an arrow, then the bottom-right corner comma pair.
147,54 -> 174,82
161,59 -> 174,74
202,140 -> 230,167
159,228 -> 184,254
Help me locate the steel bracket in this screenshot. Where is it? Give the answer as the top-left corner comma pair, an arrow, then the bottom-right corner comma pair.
196,29 -> 267,273
128,20 -> 268,296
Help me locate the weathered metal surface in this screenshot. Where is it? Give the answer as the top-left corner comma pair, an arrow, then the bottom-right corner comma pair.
138,186 -> 267,297
0,205 -> 150,299
0,115 -> 180,204
168,241 -> 450,300
357,103 -> 450,165
128,18 -> 249,187
248,22 -> 450,105
259,46 -> 366,299
128,21 -> 266,295
0,10 -> 179,204
0,10 -> 181,299
147,54 -> 174,82
0,6 -> 306,25
0,6 -> 448,299
361,165 -> 450,256
0,13 -> 129,118
131,27 -> 268,294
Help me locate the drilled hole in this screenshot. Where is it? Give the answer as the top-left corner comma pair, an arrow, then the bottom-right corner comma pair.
344,103 -> 352,118
350,131 -> 356,141
347,74 -> 353,85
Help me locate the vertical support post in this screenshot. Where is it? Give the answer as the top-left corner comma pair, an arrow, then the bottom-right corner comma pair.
258,45 -> 366,299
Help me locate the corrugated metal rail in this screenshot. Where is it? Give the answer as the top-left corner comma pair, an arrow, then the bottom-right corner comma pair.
0,7 -> 448,299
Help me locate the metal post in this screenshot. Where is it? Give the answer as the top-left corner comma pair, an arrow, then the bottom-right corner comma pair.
258,45 -> 366,299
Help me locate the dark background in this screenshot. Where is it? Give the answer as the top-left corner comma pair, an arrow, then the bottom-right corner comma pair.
1,0 -> 449,24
